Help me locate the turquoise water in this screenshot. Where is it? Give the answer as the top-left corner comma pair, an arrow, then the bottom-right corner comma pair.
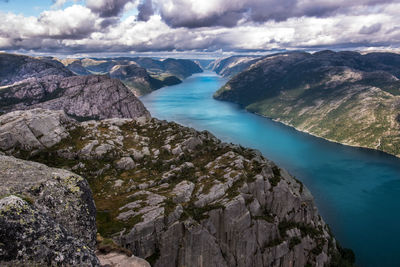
141,71 -> 400,267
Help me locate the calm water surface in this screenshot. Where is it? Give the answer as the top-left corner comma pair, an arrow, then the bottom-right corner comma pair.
141,71 -> 400,267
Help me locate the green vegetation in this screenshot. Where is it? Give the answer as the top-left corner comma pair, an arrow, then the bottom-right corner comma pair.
289,237 -> 301,249
182,203 -> 225,222
269,166 -> 281,187
146,247 -> 160,266
216,52 -> 400,158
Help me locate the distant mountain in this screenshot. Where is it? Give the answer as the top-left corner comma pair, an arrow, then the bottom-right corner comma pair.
193,59 -> 214,70
60,58 -> 92,75
214,51 -> 400,157
0,53 -> 73,86
130,57 -> 203,79
211,55 -> 261,77
58,57 -> 202,95
109,63 -> 181,95
0,53 -> 150,120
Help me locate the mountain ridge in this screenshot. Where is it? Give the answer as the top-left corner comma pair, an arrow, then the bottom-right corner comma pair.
214,50 -> 400,157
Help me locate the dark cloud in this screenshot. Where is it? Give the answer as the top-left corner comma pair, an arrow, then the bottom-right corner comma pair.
359,23 -> 382,35
137,0 -> 154,22
86,0 -> 132,17
154,0 -> 396,28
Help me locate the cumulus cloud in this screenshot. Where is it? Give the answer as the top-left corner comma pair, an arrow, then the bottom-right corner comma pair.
0,0 -> 400,54
86,0 -> 133,17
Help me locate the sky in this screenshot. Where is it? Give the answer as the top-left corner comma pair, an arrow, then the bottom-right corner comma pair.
0,0 -> 399,58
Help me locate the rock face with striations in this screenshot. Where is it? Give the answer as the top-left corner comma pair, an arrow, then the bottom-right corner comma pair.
0,109 -> 353,267
0,74 -> 150,120
0,154 -> 99,266
0,53 -> 73,86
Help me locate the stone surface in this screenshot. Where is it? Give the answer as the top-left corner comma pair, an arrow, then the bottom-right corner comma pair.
0,109 -> 75,154
0,155 -> 99,266
97,252 -> 151,267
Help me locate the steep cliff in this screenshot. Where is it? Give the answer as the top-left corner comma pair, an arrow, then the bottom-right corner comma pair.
0,108 -> 353,267
214,51 -> 400,157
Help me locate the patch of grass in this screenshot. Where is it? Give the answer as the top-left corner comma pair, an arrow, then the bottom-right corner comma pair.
146,247 -> 160,266
289,237 -> 301,249
97,234 -> 132,256
163,198 -> 176,216
278,220 -> 323,239
96,210 -> 143,238
270,166 -> 282,188
253,208 -> 275,223
225,179 -> 244,199
182,203 -> 225,222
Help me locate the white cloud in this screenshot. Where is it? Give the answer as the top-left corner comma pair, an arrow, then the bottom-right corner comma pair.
0,1 -> 400,54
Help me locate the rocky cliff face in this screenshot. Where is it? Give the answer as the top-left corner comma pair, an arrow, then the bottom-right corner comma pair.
215,51 -> 400,157
0,154 -> 99,266
0,74 -> 150,120
0,53 -> 73,86
0,108 -> 353,267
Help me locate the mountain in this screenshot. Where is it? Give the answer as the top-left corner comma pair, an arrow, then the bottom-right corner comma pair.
214,50 -> 400,157
0,108 -> 354,267
59,57 -> 202,95
211,55 -> 261,77
0,53 -> 73,86
0,53 -> 150,120
60,58 -> 92,75
129,57 -> 203,80
109,64 -> 181,96
193,59 -> 214,70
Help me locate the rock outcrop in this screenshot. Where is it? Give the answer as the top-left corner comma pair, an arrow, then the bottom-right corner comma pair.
0,109 -> 353,267
0,75 -> 150,120
0,154 -> 99,266
98,252 -> 151,267
214,50 -> 400,158
0,53 -> 73,86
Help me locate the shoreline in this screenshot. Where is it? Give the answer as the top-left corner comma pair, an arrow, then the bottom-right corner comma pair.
250,111 -> 400,160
